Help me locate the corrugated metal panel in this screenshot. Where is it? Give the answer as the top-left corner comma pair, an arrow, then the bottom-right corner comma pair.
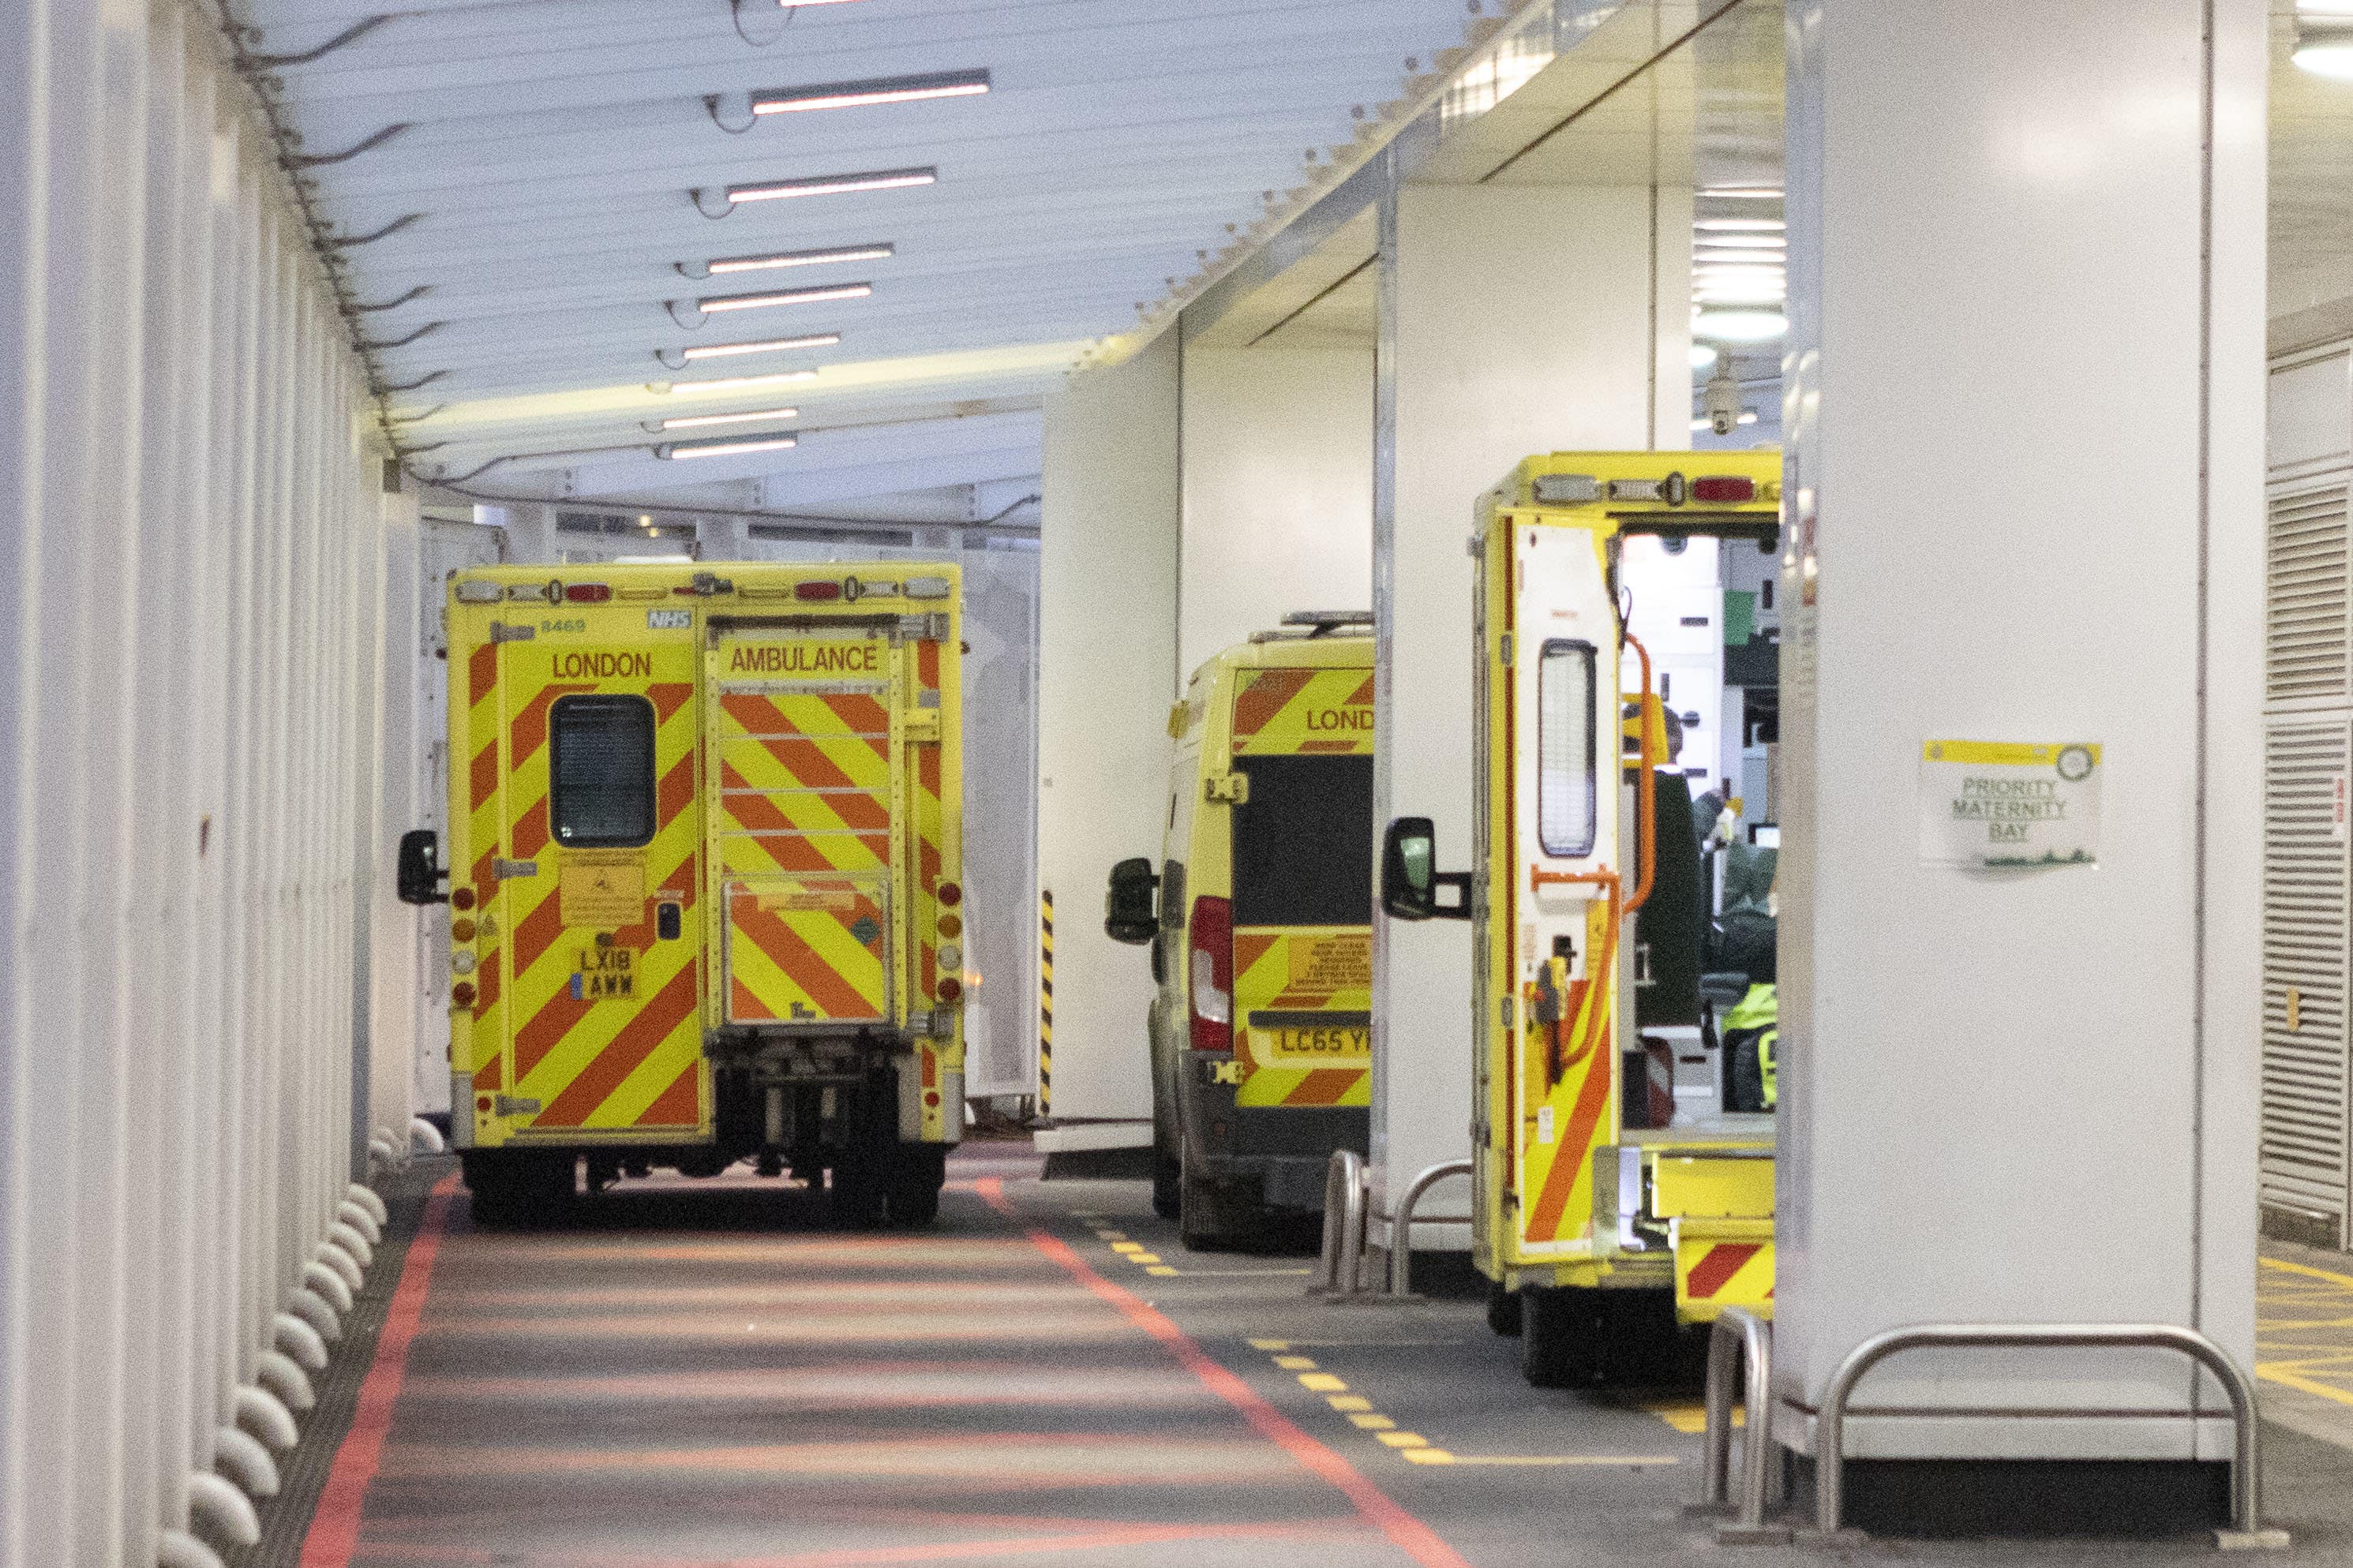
2266,476 -> 2351,705
2261,718 -> 2353,1233
0,6 -> 410,1564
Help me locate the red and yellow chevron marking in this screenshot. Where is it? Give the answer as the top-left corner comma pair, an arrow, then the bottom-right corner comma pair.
1517,900 -> 1620,1254
492,636 -> 706,1138
1229,667 -> 1375,757
713,635 -> 902,1029
1231,926 -> 1371,1109
724,881 -> 890,1024
1674,1238 -> 1775,1322
908,634 -> 950,1137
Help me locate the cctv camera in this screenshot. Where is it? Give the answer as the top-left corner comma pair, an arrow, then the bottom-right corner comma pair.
1702,369 -> 1743,436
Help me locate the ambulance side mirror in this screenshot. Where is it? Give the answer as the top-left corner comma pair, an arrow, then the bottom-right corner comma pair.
396,829 -> 446,906
1382,818 -> 1471,922
1104,857 -> 1160,945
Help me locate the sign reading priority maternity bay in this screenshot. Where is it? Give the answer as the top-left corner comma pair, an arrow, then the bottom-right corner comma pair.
1918,739 -> 2101,868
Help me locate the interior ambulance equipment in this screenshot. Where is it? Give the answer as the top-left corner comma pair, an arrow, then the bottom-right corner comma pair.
1382,451 -> 1782,1387
397,563 -> 965,1227
1105,612 -> 1375,1249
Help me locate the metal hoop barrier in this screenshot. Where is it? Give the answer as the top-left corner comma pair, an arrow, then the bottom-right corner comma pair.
1814,1323 -> 2287,1550
1697,1306 -> 1789,1543
1313,1149 -> 1368,1296
1385,1159 -> 1472,1297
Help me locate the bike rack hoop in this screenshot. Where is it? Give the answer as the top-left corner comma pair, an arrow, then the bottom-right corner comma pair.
1814,1322 -> 2287,1550
1385,1159 -> 1471,1297
1695,1306 -> 1789,1544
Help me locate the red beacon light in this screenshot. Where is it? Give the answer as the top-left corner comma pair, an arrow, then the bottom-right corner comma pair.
794,580 -> 843,601
1692,475 -> 1756,504
564,582 -> 613,603
937,881 -> 963,907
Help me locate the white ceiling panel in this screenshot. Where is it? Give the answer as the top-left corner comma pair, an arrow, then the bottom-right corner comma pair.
236,0 -> 1482,497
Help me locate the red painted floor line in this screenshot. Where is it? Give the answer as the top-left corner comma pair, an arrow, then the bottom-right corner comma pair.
299,1172 -> 462,1568
972,1177 -> 1472,1568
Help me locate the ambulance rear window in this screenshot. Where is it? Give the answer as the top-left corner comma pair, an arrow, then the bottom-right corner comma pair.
549,694 -> 658,848
1231,755 -> 1373,927
1538,639 -> 1598,859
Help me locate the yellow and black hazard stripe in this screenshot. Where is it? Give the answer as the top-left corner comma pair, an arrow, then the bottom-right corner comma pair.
1229,667 -> 1375,757
1038,889 -> 1054,1116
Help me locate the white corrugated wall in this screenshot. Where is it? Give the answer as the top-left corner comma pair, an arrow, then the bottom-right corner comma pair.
1,4 -> 410,1564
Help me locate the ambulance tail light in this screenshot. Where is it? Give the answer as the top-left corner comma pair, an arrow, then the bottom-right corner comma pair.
564,583 -> 613,603
937,881 -> 962,907
794,580 -> 843,601
1189,895 -> 1233,1052
1692,475 -> 1756,503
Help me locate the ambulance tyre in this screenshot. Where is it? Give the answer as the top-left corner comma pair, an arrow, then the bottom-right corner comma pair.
1486,1279 -> 1523,1338
1178,1166 -> 1254,1252
886,1143 -> 946,1228
1519,1285 -> 1603,1388
463,1151 -> 575,1230
828,1155 -> 887,1229
1151,1142 -> 1181,1220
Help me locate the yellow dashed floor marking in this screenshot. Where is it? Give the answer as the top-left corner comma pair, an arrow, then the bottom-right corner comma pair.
1248,1343 -> 1679,1469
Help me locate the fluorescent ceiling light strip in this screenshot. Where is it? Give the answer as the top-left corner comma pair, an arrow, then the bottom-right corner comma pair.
726,167 -> 937,204
698,283 -> 871,313
664,369 -> 819,395
1700,188 -> 1784,200
679,332 -> 840,362
660,406 -> 800,431
1695,234 -> 1785,250
706,244 -> 895,275
1696,219 -> 1785,233
752,69 -> 991,115
663,433 -> 799,459
777,0 -> 871,6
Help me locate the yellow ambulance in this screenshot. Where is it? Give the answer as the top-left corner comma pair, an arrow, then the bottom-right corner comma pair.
1106,612 -> 1375,1248
1383,453 -> 1780,1384
398,563 -> 965,1227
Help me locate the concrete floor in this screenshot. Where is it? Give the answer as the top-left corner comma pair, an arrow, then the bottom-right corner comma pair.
296,1142 -> 2353,1567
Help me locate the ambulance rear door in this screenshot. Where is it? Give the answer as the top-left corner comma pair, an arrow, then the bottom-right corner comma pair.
475,593 -> 706,1142
1225,666 -> 1376,1110
1506,520 -> 1621,1263
708,623 -> 903,1029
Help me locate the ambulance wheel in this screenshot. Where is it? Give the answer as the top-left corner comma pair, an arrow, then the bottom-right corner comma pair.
1151,1143 -> 1182,1220
886,1143 -> 946,1228
1178,1167 -> 1253,1252
1486,1280 -> 1523,1338
1519,1285 -> 1604,1388
463,1151 -> 573,1230
1597,1290 -> 1692,1387
828,1154 -> 887,1229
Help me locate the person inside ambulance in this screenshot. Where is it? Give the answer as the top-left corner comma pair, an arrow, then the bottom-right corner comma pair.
1628,708 -> 1709,1128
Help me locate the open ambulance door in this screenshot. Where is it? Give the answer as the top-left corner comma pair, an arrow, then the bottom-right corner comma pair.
1494,515 -> 1626,1273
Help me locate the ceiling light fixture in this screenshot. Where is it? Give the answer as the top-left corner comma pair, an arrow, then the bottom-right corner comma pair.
1701,187 -> 1784,200
695,167 -> 937,217
1694,234 -> 1785,251
700,283 -> 871,313
657,406 -> 800,432
1690,345 -> 1719,371
686,243 -> 896,279
2295,9 -> 2353,76
658,432 -> 800,460
1693,309 -> 1787,343
650,369 -> 821,395
751,69 -> 991,116
1696,219 -> 1785,233
664,332 -> 841,367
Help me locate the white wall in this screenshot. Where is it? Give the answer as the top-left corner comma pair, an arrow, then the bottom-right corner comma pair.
1038,335 -> 1182,1122
1774,0 -> 2265,1464
1373,179 -> 1690,1230
0,6 -> 399,1561
1179,346 -> 1375,672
